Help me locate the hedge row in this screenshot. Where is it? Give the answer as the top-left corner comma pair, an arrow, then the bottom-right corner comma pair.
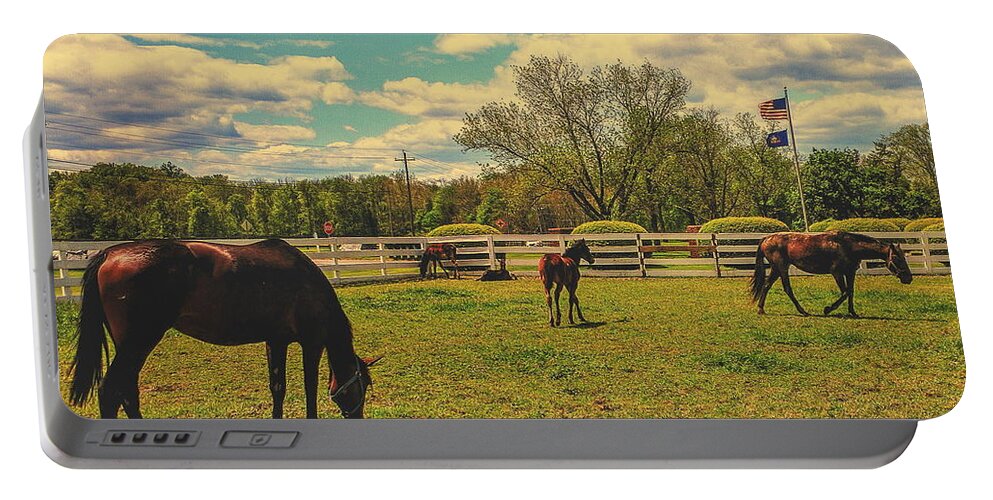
698,217 -> 789,234
425,223 -> 501,237
571,220 -> 648,234
905,217 -> 944,232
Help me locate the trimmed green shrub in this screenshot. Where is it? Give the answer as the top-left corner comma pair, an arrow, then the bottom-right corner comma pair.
809,219 -> 836,232
698,217 -> 789,234
827,218 -> 900,233
571,220 -> 648,234
905,217 -> 943,232
882,217 -> 912,230
426,223 -> 501,237
923,222 -> 945,232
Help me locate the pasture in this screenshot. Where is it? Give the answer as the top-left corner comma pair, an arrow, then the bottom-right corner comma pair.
57,275 -> 963,420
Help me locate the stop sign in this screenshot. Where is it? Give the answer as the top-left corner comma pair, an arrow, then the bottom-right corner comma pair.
323,220 -> 335,236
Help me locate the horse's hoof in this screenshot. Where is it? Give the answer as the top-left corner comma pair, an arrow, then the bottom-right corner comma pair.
799,311 -> 810,317
823,307 -> 832,316
849,312 -> 859,318
757,309 -> 765,315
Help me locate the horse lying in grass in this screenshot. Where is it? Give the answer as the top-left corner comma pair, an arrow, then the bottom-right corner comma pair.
750,231 -> 913,317
538,239 -> 595,327
69,239 -> 381,419
419,243 -> 459,279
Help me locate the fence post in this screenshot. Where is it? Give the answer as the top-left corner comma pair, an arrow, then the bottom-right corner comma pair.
378,241 -> 387,276
486,235 -> 497,270
557,233 -> 566,254
57,250 -> 69,299
330,238 -> 340,280
636,233 -> 647,278
711,233 -> 722,278
919,233 -> 931,274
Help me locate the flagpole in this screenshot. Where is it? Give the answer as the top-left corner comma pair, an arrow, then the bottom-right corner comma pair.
784,86 -> 810,231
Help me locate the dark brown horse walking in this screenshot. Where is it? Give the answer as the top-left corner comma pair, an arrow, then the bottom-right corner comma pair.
419,243 -> 459,279
538,239 -> 595,327
69,239 -> 381,419
750,231 -> 913,317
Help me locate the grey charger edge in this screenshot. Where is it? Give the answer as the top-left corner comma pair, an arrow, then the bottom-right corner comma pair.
25,97 -> 917,469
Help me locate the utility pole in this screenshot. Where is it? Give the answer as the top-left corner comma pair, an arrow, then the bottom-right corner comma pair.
395,150 -> 416,236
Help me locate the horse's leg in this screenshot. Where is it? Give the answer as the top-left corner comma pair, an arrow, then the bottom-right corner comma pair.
100,329 -> 165,419
757,267 -> 781,314
778,267 -> 809,316
567,284 -> 576,324
846,268 -> 859,317
569,284 -> 586,323
553,283 -> 563,326
302,344 -> 324,419
824,271 -> 850,316
266,341 -> 288,419
544,280 -> 555,327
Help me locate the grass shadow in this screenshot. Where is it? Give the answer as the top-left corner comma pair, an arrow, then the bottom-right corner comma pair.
564,321 -> 608,329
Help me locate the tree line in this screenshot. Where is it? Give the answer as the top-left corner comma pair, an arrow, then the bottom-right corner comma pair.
49,55 -> 940,241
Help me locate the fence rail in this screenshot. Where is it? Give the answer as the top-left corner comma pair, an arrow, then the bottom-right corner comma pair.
52,231 -> 950,301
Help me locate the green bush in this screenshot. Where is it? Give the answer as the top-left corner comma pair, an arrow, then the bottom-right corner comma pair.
905,217 -> 943,232
698,217 -> 789,234
808,219 -> 836,232
425,223 -> 501,237
571,220 -> 647,234
882,217 -> 912,230
827,218 -> 900,232
923,222 -> 945,232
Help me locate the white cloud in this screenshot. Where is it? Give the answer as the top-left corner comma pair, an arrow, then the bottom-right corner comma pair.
233,122 -> 317,143
433,34 -> 516,56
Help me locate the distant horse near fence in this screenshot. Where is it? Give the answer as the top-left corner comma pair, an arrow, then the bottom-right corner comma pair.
68,239 -> 381,419
419,243 -> 459,279
750,231 -> 914,317
538,239 -> 595,327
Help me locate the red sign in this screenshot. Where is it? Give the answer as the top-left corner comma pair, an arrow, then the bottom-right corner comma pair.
323,221 -> 335,236
494,218 -> 507,230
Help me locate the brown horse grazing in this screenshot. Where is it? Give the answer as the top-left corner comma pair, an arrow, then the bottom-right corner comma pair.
68,239 -> 381,419
419,243 -> 459,279
750,231 -> 913,317
538,239 -> 595,327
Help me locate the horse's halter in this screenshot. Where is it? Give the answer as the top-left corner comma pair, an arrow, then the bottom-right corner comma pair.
329,357 -> 367,418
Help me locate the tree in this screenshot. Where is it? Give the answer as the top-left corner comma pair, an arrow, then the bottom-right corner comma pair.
666,108 -> 744,222
455,55 -> 690,220
733,113 -> 797,223
474,188 -> 508,226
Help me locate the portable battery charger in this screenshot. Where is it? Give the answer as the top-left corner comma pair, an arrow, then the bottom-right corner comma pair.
25,34 -> 963,467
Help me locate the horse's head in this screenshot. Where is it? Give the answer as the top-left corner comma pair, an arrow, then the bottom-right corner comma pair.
569,238 -> 596,265
887,244 -> 913,284
329,355 -> 383,418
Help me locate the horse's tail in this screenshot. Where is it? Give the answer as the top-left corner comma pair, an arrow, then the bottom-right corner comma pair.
69,251 -> 109,406
749,240 -> 766,303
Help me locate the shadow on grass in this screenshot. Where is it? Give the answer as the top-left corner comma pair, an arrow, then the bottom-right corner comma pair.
564,321 -> 608,329
764,311 -> 945,323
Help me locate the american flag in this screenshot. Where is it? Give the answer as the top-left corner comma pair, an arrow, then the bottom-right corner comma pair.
759,98 -> 789,120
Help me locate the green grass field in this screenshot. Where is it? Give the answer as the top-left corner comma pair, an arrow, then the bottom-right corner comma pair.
57,275 -> 964,419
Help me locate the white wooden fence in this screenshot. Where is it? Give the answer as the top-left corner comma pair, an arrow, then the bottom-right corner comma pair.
52,231 -> 950,301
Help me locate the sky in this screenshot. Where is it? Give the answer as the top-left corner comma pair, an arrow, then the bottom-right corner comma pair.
43,34 -> 928,181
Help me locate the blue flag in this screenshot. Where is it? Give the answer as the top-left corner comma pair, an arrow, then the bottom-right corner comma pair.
766,130 -> 789,148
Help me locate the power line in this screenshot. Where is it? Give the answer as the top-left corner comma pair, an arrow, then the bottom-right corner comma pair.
47,111 -> 399,152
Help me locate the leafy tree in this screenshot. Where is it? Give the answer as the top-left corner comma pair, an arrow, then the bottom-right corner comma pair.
455,55 -> 690,220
